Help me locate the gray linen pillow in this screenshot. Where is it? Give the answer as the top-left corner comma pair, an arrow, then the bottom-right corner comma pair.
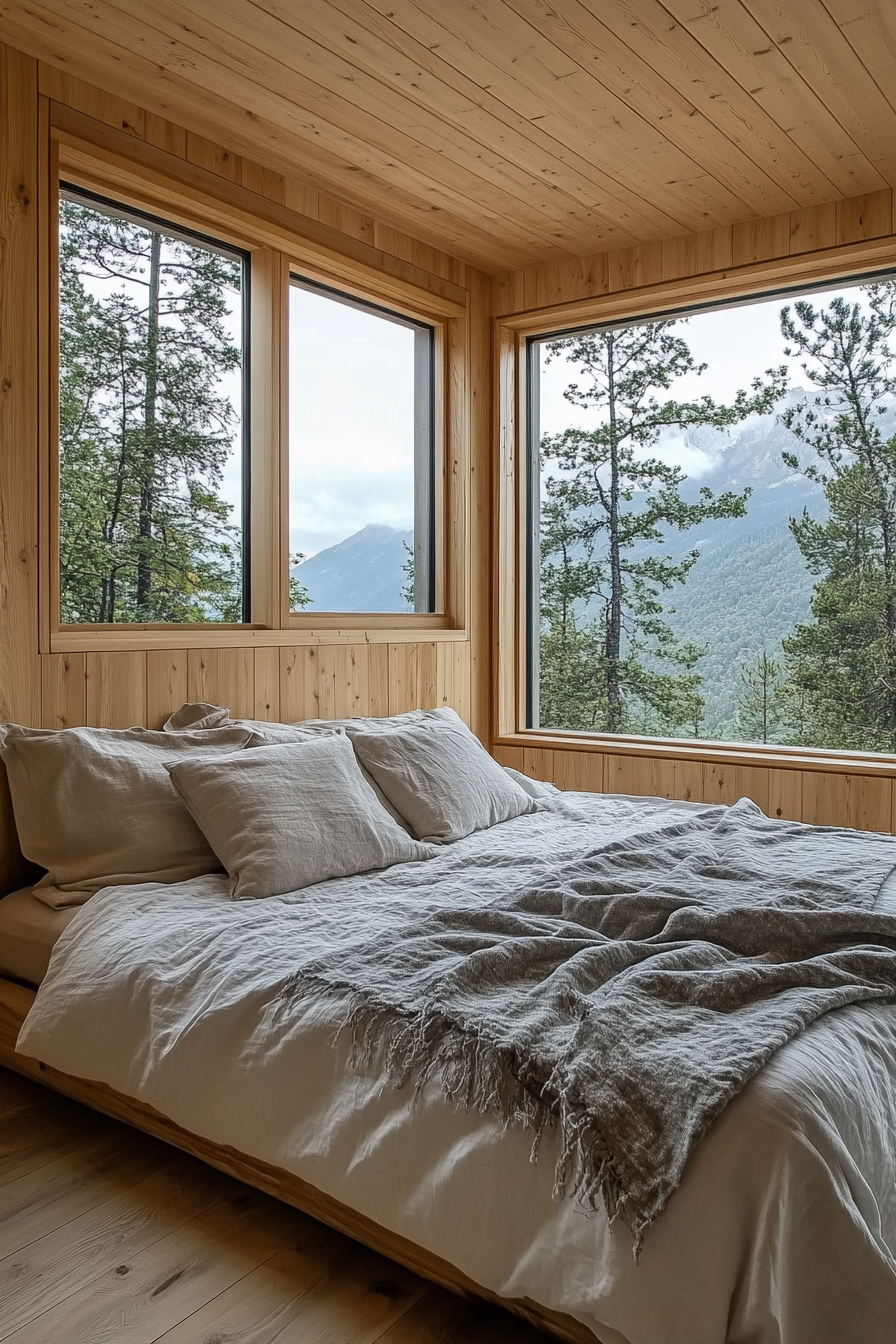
232,721 -> 411,830
0,725 -> 256,907
160,702 -> 447,832
166,735 -> 437,901
502,766 -> 558,798
350,717 -> 539,843
162,701 -> 455,737
164,701 -> 232,731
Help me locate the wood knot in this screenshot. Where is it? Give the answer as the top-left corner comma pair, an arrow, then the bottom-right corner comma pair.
151,1268 -> 186,1297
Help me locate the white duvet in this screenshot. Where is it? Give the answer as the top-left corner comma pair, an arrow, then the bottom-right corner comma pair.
17,789 -> 896,1344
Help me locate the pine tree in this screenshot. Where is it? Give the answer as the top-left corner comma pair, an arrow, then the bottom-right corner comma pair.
736,650 -> 785,744
288,553 -> 312,610
59,198 -> 244,623
537,321 -> 786,735
778,284 -> 896,750
400,540 -> 415,611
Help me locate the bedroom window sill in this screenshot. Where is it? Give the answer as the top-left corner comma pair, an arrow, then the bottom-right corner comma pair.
494,731 -> 896,779
50,623 -> 469,652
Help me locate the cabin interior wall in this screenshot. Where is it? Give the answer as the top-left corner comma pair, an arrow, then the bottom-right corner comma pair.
3,40 -> 896,833
492,182 -> 896,829
0,43 -> 489,775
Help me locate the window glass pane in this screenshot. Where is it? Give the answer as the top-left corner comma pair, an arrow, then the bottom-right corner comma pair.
529,274 -> 896,753
58,187 -> 246,624
288,278 -> 434,613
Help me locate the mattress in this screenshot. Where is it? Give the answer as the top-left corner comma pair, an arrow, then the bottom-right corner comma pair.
0,887 -> 80,986
16,790 -> 896,1344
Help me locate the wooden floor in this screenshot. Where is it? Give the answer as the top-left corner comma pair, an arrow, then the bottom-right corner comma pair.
0,1067 -> 545,1343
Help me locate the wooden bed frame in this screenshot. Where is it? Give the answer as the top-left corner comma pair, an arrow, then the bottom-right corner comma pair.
0,974 -> 598,1344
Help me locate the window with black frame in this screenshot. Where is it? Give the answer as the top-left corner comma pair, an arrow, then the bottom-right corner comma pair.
288,275 -> 435,615
58,184 -> 249,625
527,271 -> 896,754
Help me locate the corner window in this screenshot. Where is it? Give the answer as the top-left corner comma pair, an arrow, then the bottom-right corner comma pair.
527,271 -> 896,754
58,185 -> 248,624
288,276 -> 435,614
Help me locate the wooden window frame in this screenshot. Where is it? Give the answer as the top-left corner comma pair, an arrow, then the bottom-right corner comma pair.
281,266 -> 457,634
495,234 -> 896,777
40,107 -> 470,653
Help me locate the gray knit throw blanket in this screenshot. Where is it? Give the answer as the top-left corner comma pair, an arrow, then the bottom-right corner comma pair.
279,798 -> 896,1251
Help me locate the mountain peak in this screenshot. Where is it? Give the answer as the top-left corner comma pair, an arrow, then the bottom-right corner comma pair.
290,523 -> 414,612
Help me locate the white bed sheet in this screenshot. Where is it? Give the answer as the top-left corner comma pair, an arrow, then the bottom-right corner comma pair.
16,791 -> 896,1344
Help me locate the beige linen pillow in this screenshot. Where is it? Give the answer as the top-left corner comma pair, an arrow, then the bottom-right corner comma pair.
166,735 -> 437,901
0,725 -> 256,907
350,715 -> 539,843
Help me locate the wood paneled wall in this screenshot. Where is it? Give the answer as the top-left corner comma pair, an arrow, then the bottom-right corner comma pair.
493,744 -> 896,831
5,38 -> 896,834
493,188 -> 895,317
492,186 -> 896,831
0,44 -> 489,748
34,643 -> 472,732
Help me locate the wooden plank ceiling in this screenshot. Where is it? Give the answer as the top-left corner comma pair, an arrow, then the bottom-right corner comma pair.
2,0 -> 894,273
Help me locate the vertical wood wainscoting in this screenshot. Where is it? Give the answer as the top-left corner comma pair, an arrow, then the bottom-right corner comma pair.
493,743 -> 896,832
0,43 -> 490,755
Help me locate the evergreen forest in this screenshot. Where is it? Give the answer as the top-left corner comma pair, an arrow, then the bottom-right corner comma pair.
58,194 -> 245,624
536,280 -> 896,754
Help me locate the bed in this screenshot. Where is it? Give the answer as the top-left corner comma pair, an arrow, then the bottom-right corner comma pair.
1,710 -> 896,1344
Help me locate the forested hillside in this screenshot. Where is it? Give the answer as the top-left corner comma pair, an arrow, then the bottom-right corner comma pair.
647,407 -> 823,738
554,395 -> 823,741
666,523 -> 813,737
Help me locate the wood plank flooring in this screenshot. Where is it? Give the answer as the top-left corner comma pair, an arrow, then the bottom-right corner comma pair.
0,1067 -> 545,1343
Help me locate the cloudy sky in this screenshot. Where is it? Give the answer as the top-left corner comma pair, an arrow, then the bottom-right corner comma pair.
287,274 -> 886,558
288,284 -> 418,558
536,277 -> 880,480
